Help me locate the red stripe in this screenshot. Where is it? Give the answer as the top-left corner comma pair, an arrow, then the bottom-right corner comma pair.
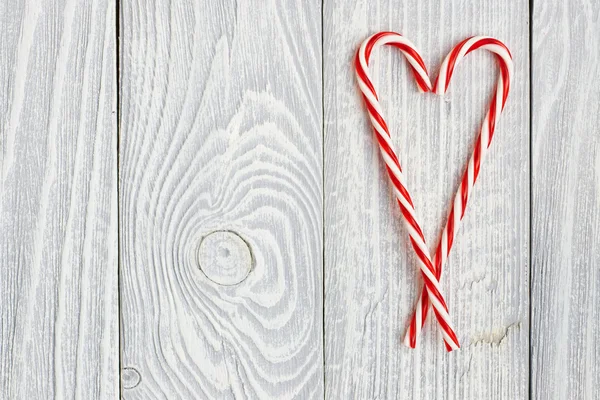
466,37 -> 512,58
499,60 -> 510,108
466,37 -> 501,54
408,237 -> 435,272
421,295 -> 430,324
356,75 -> 377,100
391,42 -> 428,72
460,173 -> 469,219
386,168 -> 415,208
356,73 -> 377,103
432,308 -> 454,333
435,247 -> 443,279
423,278 -> 448,311
473,135 -> 482,181
375,133 -> 401,169
366,102 -> 389,134
431,307 -> 460,346
364,32 -> 394,60
408,319 -> 417,348
446,207 -> 455,250
432,75 -> 440,93
355,52 -> 376,93
488,94 -> 497,146
444,37 -> 472,91
401,203 -> 425,241
411,68 -> 430,92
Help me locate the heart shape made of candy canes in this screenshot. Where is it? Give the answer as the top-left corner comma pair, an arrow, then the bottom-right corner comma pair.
355,32 -> 513,351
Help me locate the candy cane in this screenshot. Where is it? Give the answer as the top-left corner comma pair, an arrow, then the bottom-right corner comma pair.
402,37 -> 514,348
355,32 -> 460,351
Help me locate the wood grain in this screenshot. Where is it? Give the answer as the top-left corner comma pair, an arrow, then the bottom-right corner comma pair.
119,1 -> 323,398
0,0 -> 118,398
3,0 -> 596,397
324,1 -> 530,398
531,1 -> 600,399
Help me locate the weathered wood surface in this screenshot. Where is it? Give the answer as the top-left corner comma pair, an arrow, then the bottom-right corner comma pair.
531,1 -> 600,399
0,0 -> 118,399
2,0 -> 600,398
324,1 -> 530,399
119,1 -> 323,398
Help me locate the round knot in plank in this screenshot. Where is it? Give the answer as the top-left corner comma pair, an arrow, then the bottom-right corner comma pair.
197,231 -> 252,285
122,367 -> 141,389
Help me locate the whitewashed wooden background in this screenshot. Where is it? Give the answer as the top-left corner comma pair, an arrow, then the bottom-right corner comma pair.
1,0 -> 598,399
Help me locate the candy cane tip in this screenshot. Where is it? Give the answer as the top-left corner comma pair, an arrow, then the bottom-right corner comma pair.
444,340 -> 461,352
432,80 -> 445,96
402,335 -> 415,348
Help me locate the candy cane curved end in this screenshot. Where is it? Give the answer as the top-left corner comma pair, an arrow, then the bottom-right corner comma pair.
356,32 -> 432,93
434,36 -> 513,96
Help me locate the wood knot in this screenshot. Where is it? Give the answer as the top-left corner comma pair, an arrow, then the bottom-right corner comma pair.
197,230 -> 252,285
122,367 -> 141,389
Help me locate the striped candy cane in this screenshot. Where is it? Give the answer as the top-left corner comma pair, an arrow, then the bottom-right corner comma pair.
355,32 -> 460,351
403,36 -> 513,348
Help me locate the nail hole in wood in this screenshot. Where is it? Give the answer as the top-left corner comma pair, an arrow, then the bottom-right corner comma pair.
197,230 -> 252,286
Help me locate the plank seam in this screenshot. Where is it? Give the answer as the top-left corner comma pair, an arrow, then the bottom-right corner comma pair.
528,0 -> 534,399
321,0 -> 326,398
115,0 -> 123,398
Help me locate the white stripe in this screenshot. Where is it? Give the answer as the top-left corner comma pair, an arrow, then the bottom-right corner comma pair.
453,192 -> 462,230
467,156 -> 475,194
442,331 -> 460,350
425,289 -> 452,321
369,113 -> 389,139
415,302 -> 422,338
356,78 -> 384,116
441,230 -> 448,264
381,153 -> 402,179
435,55 -> 450,95
480,116 -> 490,150
495,78 -> 504,116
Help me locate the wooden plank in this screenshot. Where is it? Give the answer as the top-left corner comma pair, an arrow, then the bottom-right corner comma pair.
0,0 -> 118,398
119,1 -> 323,398
531,1 -> 600,399
324,1 -> 529,398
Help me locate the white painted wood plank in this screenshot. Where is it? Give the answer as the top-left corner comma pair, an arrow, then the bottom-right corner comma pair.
0,0 -> 119,398
119,1 -> 323,399
324,1 -> 529,398
531,1 -> 600,399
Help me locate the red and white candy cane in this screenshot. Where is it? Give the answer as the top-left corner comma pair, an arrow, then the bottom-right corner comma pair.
403,36 -> 513,348
355,32 -> 460,351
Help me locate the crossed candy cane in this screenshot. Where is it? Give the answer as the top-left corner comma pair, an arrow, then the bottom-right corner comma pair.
355,32 -> 513,351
